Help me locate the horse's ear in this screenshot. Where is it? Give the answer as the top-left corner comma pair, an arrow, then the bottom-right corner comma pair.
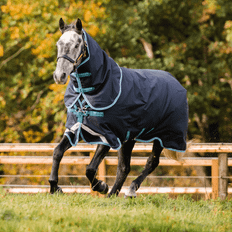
59,18 -> 65,33
76,18 -> 82,33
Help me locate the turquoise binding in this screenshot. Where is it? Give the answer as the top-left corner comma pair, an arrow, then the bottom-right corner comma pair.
78,72 -> 91,77
65,30 -> 123,149
73,86 -> 95,93
72,30 -> 123,111
68,70 -> 104,125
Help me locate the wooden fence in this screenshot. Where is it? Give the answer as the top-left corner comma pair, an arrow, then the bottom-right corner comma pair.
0,143 -> 231,199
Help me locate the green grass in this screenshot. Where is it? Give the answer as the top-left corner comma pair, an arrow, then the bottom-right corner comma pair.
0,188 -> 231,232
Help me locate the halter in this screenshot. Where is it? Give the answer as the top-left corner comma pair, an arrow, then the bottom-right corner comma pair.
57,32 -> 87,70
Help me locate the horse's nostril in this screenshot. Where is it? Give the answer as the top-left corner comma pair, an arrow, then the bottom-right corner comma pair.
61,73 -> 66,81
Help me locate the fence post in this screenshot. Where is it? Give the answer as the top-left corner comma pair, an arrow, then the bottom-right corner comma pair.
89,152 -> 106,197
212,158 -> 219,199
98,158 -> 106,198
89,152 -> 98,196
218,153 -> 228,200
98,158 -> 106,183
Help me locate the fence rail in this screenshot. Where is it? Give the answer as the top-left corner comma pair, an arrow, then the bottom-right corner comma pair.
0,143 -> 231,199
1,143 -> 232,153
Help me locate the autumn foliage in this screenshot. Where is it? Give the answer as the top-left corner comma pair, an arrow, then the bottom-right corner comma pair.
0,0 -> 107,143
0,0 -> 232,187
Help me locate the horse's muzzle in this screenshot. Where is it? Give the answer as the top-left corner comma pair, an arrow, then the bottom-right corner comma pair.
53,72 -> 67,84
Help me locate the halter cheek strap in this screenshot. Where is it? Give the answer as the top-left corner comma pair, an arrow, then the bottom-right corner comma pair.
57,41 -> 87,70
58,54 -> 76,63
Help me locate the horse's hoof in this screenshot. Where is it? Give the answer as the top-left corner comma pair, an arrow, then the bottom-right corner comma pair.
92,180 -> 109,194
49,180 -> 63,194
56,186 -> 63,194
124,188 -> 137,199
100,182 -> 108,195
50,186 -> 63,194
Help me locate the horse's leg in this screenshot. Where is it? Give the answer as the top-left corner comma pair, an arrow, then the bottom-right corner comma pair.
86,144 -> 110,194
49,135 -> 72,194
108,139 -> 136,197
125,140 -> 163,198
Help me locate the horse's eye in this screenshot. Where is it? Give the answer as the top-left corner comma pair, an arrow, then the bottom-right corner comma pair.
75,44 -> 79,48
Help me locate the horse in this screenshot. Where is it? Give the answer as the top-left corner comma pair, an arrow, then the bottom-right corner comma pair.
49,18 -> 188,198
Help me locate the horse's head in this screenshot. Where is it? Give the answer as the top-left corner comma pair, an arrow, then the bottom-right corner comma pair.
53,18 -> 85,84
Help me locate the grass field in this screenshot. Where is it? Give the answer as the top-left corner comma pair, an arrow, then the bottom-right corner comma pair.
0,188 -> 231,232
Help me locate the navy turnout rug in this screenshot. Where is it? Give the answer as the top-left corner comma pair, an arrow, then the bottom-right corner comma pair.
64,30 -> 188,152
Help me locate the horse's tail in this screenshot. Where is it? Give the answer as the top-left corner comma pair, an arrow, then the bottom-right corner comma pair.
162,140 -> 193,161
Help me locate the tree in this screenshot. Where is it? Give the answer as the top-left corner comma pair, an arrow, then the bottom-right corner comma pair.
1,0 -> 232,144
0,0 -> 106,143
100,0 -> 232,143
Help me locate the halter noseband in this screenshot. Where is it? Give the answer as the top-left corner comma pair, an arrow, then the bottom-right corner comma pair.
57,33 -> 87,70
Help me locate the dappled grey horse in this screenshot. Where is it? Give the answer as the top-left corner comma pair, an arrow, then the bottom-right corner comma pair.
49,18 -> 188,197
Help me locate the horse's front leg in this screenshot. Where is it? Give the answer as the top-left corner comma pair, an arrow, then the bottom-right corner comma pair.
125,140 -> 163,198
86,144 -> 110,194
49,135 -> 72,194
108,139 -> 135,197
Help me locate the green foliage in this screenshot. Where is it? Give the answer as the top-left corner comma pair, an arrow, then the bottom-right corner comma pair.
0,0 -> 232,143
0,0 -> 106,143
0,189 -> 232,231
101,0 -> 232,142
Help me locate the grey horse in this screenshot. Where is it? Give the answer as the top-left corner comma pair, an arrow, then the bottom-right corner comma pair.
49,18 -> 188,198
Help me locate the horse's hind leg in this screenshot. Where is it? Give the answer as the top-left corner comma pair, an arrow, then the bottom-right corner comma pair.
108,139 -> 135,197
125,140 -> 163,198
49,135 -> 72,194
86,144 -> 110,194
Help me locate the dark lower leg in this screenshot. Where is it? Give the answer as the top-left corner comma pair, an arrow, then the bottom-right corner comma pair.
108,139 -> 135,197
129,140 -> 163,192
49,135 -> 72,193
86,144 -> 110,194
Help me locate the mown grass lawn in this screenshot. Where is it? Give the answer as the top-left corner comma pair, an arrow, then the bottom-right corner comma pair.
0,188 -> 231,232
